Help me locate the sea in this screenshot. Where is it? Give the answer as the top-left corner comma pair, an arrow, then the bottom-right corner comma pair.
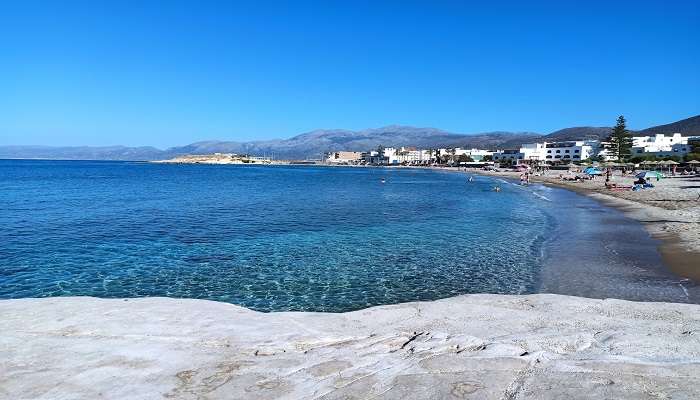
1,160 -> 697,311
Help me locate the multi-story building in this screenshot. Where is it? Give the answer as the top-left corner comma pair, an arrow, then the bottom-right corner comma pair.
542,141 -> 598,162
493,140 -> 600,164
631,133 -> 693,158
519,143 -> 548,163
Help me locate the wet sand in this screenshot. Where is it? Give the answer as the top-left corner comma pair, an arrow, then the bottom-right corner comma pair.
469,168 -> 700,286
468,176 -> 699,303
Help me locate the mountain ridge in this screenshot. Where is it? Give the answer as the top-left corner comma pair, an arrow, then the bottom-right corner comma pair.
1,115 -> 698,160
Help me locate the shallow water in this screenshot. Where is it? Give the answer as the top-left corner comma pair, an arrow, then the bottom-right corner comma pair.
0,160 -> 695,311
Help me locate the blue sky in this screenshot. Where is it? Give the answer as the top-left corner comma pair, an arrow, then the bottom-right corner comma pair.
2,1 -> 699,148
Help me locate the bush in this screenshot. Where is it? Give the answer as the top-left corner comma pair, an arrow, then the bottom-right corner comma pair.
684,153 -> 700,162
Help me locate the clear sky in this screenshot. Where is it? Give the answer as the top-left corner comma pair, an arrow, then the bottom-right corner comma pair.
2,1 -> 699,148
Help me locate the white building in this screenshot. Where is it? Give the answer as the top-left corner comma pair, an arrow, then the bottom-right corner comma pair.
519,142 -> 548,163
493,140 -> 600,164
542,141 -> 598,162
631,133 -> 692,158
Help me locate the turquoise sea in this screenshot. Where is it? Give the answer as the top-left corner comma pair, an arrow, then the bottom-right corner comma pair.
0,160 -> 696,311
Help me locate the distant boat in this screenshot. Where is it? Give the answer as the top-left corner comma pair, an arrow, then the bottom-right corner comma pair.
380,178 -> 386,184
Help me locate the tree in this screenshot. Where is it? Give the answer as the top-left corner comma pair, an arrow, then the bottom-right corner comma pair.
447,148 -> 457,165
482,155 -> 493,162
457,154 -> 474,163
604,115 -> 633,161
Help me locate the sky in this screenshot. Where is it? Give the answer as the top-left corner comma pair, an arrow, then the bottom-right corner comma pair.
1,0 -> 699,148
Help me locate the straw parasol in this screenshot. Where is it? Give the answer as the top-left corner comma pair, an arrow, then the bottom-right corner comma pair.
686,160 -> 700,164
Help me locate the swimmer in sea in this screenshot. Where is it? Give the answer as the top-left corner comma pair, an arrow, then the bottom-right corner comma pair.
493,186 -> 501,192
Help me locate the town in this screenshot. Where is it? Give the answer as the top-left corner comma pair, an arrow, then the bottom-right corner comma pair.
325,132 -> 700,167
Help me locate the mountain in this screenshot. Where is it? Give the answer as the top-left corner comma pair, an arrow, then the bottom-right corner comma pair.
0,145 -> 163,161
158,127 -> 542,159
543,127 -> 612,142
635,115 -> 700,136
2,115 -> 697,160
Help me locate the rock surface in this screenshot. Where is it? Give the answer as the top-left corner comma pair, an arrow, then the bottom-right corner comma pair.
2,294 -> 700,399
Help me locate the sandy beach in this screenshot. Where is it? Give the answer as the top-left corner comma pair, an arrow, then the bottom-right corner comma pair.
466,168 -> 700,279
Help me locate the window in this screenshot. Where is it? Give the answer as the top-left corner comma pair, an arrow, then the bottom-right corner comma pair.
556,150 -> 561,153
573,155 -> 580,159
547,150 -> 552,153
574,149 -> 580,153
546,155 -> 552,159
563,155 -> 570,158
565,150 -> 570,153
555,155 -> 561,159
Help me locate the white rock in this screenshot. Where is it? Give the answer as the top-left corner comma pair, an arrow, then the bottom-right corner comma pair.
1,294 -> 699,399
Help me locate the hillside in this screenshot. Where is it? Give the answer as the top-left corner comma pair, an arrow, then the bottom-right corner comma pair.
636,115 -> 700,136
543,127 -> 612,142
1,114 -> 697,160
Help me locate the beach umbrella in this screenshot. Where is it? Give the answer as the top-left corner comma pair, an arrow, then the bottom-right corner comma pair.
583,167 -> 602,175
640,160 -> 658,170
635,171 -> 663,179
686,160 -> 700,165
662,160 -> 680,173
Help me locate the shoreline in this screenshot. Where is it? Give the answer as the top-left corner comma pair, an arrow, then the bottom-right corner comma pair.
463,168 -> 699,282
